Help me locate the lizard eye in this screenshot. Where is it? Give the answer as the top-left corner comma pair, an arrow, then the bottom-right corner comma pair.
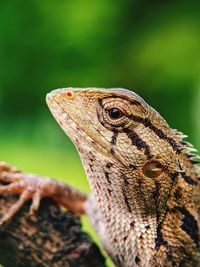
142,161 -> 163,178
97,98 -> 132,130
108,108 -> 123,120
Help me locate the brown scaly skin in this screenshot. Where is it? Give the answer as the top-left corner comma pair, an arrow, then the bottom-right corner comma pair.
0,88 -> 199,267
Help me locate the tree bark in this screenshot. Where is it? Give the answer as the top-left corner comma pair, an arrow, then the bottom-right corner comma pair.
0,173 -> 107,267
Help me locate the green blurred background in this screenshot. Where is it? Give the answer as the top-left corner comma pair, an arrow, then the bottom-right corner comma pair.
0,0 -> 200,264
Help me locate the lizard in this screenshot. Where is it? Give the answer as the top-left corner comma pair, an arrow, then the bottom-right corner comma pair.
0,87 -> 199,267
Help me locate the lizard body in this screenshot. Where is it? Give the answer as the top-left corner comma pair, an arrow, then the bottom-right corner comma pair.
0,88 -> 199,266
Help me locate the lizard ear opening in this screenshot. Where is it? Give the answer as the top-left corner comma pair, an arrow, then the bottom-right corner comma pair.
142,160 -> 163,178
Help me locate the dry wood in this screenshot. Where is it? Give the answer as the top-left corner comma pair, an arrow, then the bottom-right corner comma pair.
0,174 -> 106,267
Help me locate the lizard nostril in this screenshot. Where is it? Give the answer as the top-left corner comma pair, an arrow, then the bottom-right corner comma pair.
65,91 -> 75,99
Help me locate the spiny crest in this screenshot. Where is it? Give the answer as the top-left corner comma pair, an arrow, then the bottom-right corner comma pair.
174,129 -> 200,175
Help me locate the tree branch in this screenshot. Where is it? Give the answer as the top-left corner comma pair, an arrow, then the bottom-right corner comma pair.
0,167 -> 107,267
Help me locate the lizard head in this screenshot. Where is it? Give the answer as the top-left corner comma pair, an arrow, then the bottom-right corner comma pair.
46,87 -> 179,169
46,87 -> 181,219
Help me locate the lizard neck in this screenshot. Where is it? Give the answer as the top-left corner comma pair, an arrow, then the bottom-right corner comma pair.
151,134 -> 200,266
81,147 -> 157,267
81,132 -> 200,266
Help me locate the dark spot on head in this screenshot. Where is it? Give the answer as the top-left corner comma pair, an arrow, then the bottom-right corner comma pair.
107,188 -> 112,195
106,162 -> 113,168
145,225 -> 150,230
170,171 -> 179,181
123,175 -> 130,186
139,235 -> 143,240
124,195 -> 132,212
105,172 -> 111,183
153,189 -> 158,200
111,130 -> 118,145
110,148 -> 115,154
130,220 -> 135,227
98,98 -> 103,107
135,255 -> 141,264
174,188 -> 182,199
129,163 -> 137,169
123,235 -> 128,241
90,158 -> 94,162
89,163 -> 93,171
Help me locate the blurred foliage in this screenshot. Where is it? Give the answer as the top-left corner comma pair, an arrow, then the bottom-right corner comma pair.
0,0 -> 200,146
0,1 -> 200,265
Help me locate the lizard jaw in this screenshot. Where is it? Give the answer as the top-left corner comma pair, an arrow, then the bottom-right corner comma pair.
46,92 -> 121,166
